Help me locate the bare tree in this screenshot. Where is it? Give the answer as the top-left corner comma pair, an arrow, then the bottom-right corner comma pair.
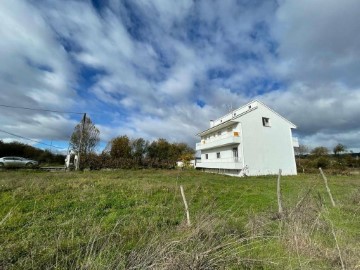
70,116 -> 100,155
294,144 -> 309,157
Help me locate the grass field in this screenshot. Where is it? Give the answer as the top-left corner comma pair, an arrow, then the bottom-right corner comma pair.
1,169 -> 359,269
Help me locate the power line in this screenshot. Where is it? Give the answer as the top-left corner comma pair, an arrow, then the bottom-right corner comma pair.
0,104 -> 84,115
0,129 -> 64,149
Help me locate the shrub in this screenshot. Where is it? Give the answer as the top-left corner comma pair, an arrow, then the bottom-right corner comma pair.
316,157 -> 330,169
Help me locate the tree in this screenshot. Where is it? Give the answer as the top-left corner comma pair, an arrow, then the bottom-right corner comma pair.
70,116 -> 100,155
147,139 -> 195,162
179,152 -> 194,167
333,143 -> 346,156
130,138 -> 148,161
147,138 -> 172,161
311,146 -> 329,157
110,135 -> 131,158
294,144 -> 309,157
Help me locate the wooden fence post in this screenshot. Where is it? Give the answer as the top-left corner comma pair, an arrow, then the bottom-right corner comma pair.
319,168 -> 336,207
277,169 -> 283,215
180,185 -> 191,226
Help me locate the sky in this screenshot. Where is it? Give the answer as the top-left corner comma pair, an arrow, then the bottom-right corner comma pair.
1,0 -> 360,153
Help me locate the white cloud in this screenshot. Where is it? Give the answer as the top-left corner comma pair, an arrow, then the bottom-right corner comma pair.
0,0 -> 77,143
1,0 -> 359,152
260,82 -> 360,134
272,0 -> 360,86
262,0 -> 360,150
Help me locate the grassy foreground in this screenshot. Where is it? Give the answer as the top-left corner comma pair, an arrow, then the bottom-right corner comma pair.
0,169 -> 359,269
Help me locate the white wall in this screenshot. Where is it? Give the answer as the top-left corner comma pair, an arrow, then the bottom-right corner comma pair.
236,104 -> 297,176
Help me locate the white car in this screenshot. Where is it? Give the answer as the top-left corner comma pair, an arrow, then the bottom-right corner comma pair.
0,157 -> 39,168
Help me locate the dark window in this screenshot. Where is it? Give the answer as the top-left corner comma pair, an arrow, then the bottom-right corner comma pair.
233,148 -> 238,158
233,148 -> 238,162
205,154 -> 208,159
262,117 -> 270,127
217,152 -> 221,159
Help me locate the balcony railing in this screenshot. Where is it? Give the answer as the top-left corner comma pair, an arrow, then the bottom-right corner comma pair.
196,132 -> 241,151
195,158 -> 243,169
292,137 -> 299,147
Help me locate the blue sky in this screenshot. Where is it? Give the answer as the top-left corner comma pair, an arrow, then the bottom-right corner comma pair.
1,0 -> 360,153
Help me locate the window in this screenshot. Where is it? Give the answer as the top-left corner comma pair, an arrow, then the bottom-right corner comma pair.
205,154 -> 208,159
217,152 -> 221,159
262,117 -> 270,127
233,148 -> 238,161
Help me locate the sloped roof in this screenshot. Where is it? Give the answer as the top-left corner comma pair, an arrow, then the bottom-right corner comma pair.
197,100 -> 296,137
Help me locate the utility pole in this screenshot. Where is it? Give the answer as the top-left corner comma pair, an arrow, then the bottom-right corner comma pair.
76,113 -> 86,171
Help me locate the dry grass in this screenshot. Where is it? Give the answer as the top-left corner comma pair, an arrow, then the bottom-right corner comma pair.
110,214 -> 280,269
246,188 -> 360,269
1,170 -> 360,269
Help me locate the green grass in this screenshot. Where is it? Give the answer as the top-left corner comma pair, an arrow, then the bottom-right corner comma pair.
1,169 -> 359,269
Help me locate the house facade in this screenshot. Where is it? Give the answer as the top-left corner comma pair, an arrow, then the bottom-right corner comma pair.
195,100 -> 299,176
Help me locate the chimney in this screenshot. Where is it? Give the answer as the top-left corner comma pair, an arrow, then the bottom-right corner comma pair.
210,120 -> 214,128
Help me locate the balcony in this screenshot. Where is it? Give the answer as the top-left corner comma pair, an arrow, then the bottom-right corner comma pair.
196,132 -> 241,151
196,158 -> 243,169
292,137 -> 299,147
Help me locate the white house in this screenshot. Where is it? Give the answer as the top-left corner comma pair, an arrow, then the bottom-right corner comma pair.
195,100 -> 299,176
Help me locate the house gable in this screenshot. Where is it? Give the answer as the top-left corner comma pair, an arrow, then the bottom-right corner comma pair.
197,100 -> 296,137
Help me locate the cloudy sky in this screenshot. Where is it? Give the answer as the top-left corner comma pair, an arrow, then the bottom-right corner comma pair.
1,0 -> 360,153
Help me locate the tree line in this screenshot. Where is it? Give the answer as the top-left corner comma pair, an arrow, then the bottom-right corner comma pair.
81,136 -> 195,170
0,140 -> 65,164
69,116 -> 195,170
295,143 -> 359,173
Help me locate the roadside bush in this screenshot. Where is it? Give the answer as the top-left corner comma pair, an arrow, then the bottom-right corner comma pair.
332,159 -> 347,171
316,157 -> 330,169
81,153 -> 104,170
81,153 -> 177,170
296,158 -> 317,173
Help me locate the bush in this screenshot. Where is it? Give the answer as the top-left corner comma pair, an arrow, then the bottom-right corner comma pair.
316,157 -> 330,169
81,153 -> 177,170
296,158 -> 317,173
